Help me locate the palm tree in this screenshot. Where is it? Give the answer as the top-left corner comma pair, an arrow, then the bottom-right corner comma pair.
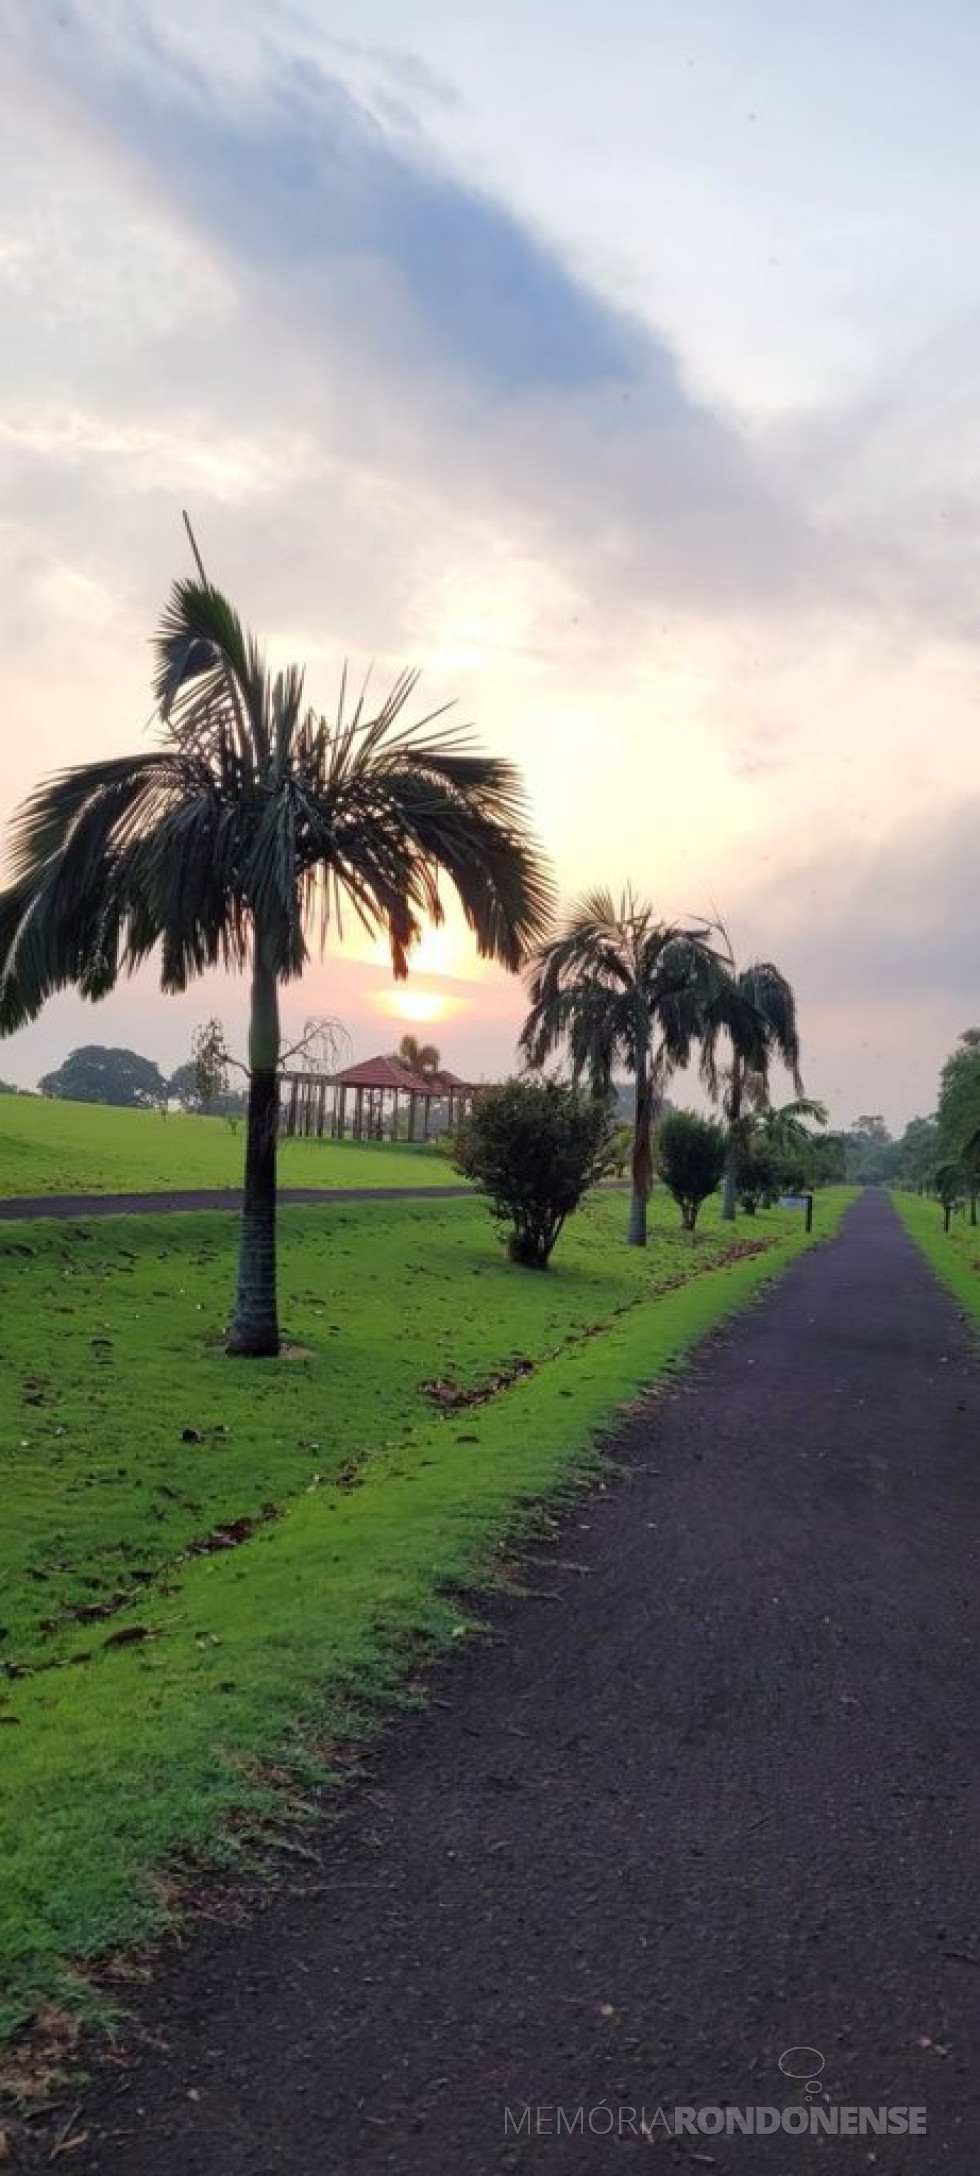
0,578 -> 554,1354
397,1032 -> 441,1077
520,888 -> 723,1247
759,1096 -> 828,1156
700,957 -> 804,1221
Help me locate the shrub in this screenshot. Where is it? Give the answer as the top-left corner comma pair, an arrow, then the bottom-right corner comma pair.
454,1077 -> 614,1268
734,1136 -> 786,1214
657,1110 -> 726,1231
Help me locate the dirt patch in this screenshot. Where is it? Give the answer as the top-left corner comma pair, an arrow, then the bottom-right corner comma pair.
419,1355 -> 536,1410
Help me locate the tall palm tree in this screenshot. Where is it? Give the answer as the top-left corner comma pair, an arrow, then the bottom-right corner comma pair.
520,888 -> 723,1246
397,1032 -> 441,1077
700,957 -> 804,1220
0,578 -> 554,1354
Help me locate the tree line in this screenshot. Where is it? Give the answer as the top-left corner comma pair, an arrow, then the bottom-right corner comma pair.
33,1038 -> 247,1116
861,1029 -> 980,1223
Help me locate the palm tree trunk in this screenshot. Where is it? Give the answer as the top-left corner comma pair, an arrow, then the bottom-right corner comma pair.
722,1060 -> 741,1222
628,1036 -> 652,1247
228,937 -> 281,1356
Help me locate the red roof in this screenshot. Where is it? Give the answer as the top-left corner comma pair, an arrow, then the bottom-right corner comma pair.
327,1055 -> 477,1094
327,1052 -> 467,1091
331,1055 -> 433,1093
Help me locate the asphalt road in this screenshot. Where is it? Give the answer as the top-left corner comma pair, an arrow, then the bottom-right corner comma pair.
0,1184 -> 473,1219
37,1192 -> 980,2171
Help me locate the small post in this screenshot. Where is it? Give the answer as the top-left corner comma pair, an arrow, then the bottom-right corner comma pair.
805,1192 -> 813,1234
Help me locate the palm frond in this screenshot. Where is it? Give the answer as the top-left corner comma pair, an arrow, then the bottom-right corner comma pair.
0,583 -> 552,1031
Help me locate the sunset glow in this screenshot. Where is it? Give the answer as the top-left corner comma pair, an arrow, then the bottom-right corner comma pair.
376,988 -> 462,1027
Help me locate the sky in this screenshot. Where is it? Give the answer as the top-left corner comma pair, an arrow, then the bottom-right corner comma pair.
0,0 -> 978,1127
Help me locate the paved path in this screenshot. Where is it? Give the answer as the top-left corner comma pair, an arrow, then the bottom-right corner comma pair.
0,1184 -> 473,1220
62,1195 -> 980,2171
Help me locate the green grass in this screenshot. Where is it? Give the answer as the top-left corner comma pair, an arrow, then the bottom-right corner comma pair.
0,1095 -> 458,1198
891,1188 -> 980,1324
0,1187 -> 854,2040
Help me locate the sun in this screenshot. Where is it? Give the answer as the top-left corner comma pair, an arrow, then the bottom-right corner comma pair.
361,919 -> 490,982
379,988 -> 460,1025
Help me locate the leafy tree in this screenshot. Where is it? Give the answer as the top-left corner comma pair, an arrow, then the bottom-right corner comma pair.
453,1077 -> 613,1268
520,888 -> 722,1248
700,952 -> 803,1220
38,1045 -> 167,1108
397,1033 -> 441,1077
192,1017 -> 229,1108
656,1110 -> 727,1231
168,1021 -> 247,1117
933,1158 -> 966,1233
167,1061 -> 204,1111
810,1130 -> 849,1186
938,1031 -> 980,1162
293,1014 -> 350,1078
893,1115 -> 941,1190
0,573 -> 552,1354
844,1114 -> 896,1184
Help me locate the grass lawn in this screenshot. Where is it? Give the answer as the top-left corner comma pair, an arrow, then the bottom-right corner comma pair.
891,1188 -> 980,1322
0,1186 -> 854,2044
0,1095 -> 458,1199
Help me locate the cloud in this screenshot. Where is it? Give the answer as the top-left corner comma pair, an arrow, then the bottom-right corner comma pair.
722,797 -> 980,1126
0,0 -> 818,625
736,797 -> 980,1009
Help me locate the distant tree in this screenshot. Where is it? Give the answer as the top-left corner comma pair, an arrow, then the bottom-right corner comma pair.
167,1061 -> 202,1111
810,1130 -> 849,1186
297,1015 -> 351,1078
0,1078 -> 18,1095
521,888 -> 722,1248
699,952 -> 803,1221
168,1020 -> 247,1117
656,1110 -> 727,1231
191,1016 -> 229,1107
397,1033 -> 441,1077
844,1114 -> 896,1184
38,1045 -> 167,1108
454,1077 -> 614,1268
852,1113 -> 891,1141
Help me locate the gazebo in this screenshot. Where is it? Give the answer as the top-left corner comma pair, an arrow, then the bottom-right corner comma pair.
279,1054 -> 478,1143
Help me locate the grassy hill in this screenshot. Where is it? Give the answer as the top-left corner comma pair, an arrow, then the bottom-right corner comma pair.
0,1096 -> 458,1198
